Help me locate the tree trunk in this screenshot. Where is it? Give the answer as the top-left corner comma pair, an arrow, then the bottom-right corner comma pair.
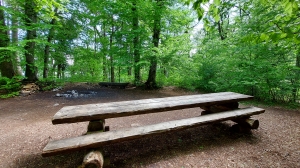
24,0 -> 38,82
145,0 -> 163,89
110,18 -> 115,83
57,64 -> 62,79
102,23 -> 107,81
132,1 -> 141,85
163,67 -> 168,77
217,20 -> 226,40
43,8 -> 57,79
128,67 -> 132,76
293,50 -> 300,102
11,14 -> 22,76
0,1 -> 14,78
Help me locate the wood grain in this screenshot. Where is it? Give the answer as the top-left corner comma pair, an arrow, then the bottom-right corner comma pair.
52,92 -> 253,124
43,107 -> 264,157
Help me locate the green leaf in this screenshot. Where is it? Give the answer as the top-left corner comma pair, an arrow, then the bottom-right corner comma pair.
280,33 -> 287,38
196,7 -> 204,20
284,2 -> 293,15
260,33 -> 269,41
294,35 -> 300,44
214,14 -> 220,22
274,14 -> 282,21
270,33 -> 282,41
213,0 -> 221,6
292,1 -> 299,10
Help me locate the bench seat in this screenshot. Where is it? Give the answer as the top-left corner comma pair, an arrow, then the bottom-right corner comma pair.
52,92 -> 253,124
43,107 -> 265,157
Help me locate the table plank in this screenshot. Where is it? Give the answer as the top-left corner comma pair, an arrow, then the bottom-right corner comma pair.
52,92 -> 253,124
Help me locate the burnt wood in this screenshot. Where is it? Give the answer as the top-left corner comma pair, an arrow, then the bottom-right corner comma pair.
52,92 -> 253,124
43,107 -> 264,157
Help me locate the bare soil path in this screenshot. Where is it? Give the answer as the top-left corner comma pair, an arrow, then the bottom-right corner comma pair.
0,83 -> 299,168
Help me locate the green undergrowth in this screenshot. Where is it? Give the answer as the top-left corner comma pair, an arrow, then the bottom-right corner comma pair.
0,76 -> 23,99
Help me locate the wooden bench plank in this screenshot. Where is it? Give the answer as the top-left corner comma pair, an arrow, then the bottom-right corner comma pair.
52,92 -> 253,124
43,107 -> 264,157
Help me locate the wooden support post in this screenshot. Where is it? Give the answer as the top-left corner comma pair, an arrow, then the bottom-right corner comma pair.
88,119 -> 105,132
200,103 -> 260,130
201,110 -> 212,115
200,102 -> 239,114
232,118 -> 259,129
82,119 -> 110,168
82,150 -> 104,168
105,126 -> 110,132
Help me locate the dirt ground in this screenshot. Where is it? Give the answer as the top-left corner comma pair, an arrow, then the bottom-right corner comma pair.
0,83 -> 299,168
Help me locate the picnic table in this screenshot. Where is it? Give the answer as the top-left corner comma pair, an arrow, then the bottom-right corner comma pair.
42,92 -> 265,167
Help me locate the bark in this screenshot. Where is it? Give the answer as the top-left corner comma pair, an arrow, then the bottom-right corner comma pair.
43,8 -> 57,79
145,0 -> 163,89
0,1 -> 14,78
24,0 -> 38,82
132,1 -> 141,85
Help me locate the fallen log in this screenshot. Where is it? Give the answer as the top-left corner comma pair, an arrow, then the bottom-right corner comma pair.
82,150 -> 104,168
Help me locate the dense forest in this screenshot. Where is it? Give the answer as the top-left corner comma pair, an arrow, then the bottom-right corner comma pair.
0,0 -> 299,104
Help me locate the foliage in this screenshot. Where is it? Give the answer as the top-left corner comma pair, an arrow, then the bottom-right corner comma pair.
181,0 -> 300,104
0,76 -> 23,98
35,78 -> 63,91
0,0 -> 299,105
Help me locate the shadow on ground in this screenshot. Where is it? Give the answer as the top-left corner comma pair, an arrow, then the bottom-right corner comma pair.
16,123 -> 256,168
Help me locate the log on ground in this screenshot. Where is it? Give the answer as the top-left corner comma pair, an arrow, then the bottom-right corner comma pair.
82,150 -> 104,168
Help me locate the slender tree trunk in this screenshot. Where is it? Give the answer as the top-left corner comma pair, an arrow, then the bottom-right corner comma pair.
119,66 -> 121,83
94,26 -> 97,57
11,15 -> 22,76
24,0 -> 38,82
102,23 -> 107,81
110,18 -> 115,83
128,43 -> 132,76
0,1 -> 14,78
293,50 -> 300,102
43,8 -> 57,79
145,0 -> 163,89
132,1 -> 141,85
57,64 -> 61,79
217,20 -> 226,40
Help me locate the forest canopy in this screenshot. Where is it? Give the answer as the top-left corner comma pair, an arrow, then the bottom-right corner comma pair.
0,0 -> 299,103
